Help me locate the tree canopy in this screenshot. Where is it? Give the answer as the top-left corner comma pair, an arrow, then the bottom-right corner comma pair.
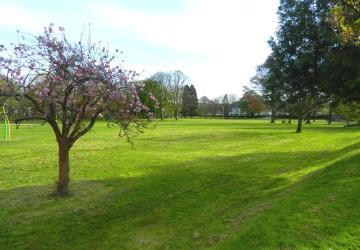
253,0 -> 359,131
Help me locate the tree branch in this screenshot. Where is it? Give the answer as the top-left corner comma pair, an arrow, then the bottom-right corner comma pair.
15,117 -> 47,128
71,108 -> 103,143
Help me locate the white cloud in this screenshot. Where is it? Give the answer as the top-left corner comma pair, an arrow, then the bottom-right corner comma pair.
92,0 -> 279,98
0,0 -> 279,98
92,0 -> 277,56
0,6 -> 43,31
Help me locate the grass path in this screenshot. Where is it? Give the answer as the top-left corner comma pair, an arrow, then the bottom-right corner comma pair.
0,119 -> 359,249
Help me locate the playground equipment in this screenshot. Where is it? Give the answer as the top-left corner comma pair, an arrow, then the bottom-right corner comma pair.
1,106 -> 11,141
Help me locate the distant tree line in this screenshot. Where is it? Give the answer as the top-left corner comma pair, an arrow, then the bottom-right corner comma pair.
136,70 -> 198,120
197,89 -> 266,118
137,72 -> 269,120
135,1 -> 358,125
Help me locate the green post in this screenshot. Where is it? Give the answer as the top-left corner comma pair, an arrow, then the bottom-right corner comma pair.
2,115 -> 5,141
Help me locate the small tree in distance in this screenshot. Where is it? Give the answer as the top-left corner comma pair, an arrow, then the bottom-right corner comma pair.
222,94 -> 230,119
0,24 -> 154,195
169,70 -> 188,120
239,88 -> 265,116
188,85 -> 198,117
181,85 -> 191,117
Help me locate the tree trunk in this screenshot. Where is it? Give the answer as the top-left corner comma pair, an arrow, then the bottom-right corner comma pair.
57,138 -> 71,195
305,113 -> 311,124
270,110 -> 276,123
296,109 -> 303,133
328,105 -> 333,125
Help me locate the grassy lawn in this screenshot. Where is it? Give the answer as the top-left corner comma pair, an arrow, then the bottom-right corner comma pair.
0,118 -> 360,249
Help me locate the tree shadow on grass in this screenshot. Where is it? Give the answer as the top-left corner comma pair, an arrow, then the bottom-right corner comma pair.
1,144 -> 360,249
304,124 -> 360,133
218,152 -> 360,249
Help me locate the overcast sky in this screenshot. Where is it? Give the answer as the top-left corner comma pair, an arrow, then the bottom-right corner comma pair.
0,0 -> 279,98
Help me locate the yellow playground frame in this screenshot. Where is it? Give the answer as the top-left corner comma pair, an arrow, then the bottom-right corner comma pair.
1,106 -> 11,141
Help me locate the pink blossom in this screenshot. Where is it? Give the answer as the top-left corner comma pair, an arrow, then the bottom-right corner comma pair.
1,23 -> 154,148
54,76 -> 62,81
29,63 -> 36,70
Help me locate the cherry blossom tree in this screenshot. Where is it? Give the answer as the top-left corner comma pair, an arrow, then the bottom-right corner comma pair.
0,24 -> 153,195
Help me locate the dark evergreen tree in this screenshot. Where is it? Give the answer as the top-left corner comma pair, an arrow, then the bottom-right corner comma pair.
222,94 -> 230,119
181,85 -> 198,118
181,85 -> 191,117
322,44 -> 360,102
188,85 -> 198,118
271,0 -> 337,132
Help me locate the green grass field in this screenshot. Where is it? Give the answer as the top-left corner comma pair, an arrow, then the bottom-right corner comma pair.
1,119 -> 360,249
